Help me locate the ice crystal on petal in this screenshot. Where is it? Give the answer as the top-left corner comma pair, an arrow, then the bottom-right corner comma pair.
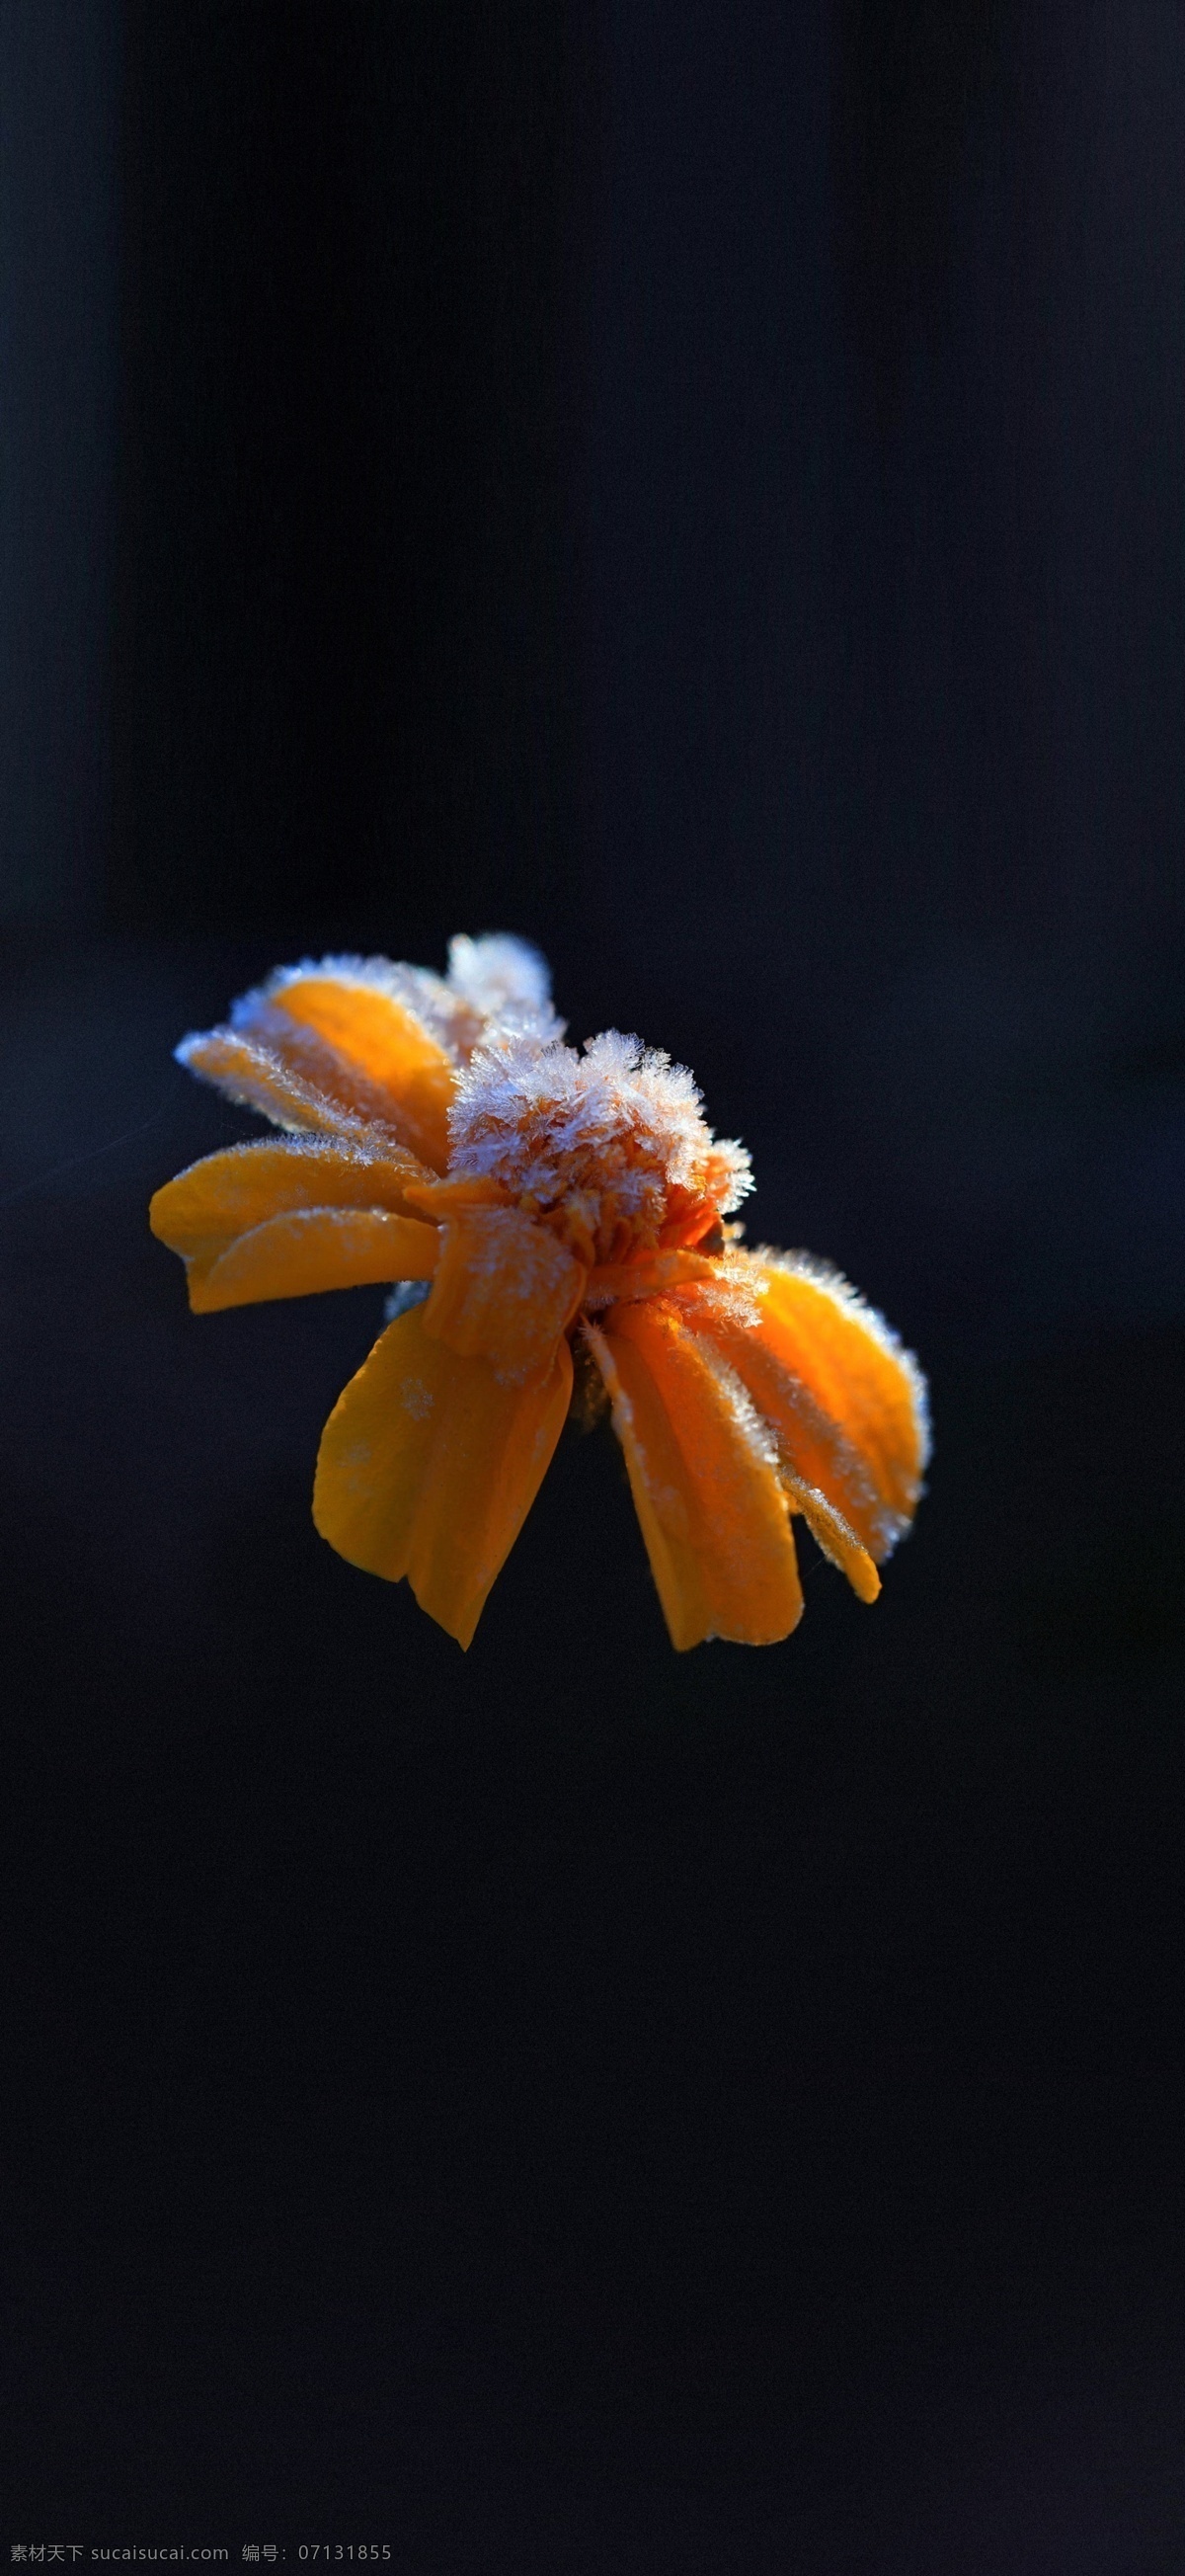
758,1248 -> 933,1476
234,940 -> 561,1067
236,954 -> 465,1053
696,1338 -> 784,1475
445,933 -> 562,1041
384,1278 -> 434,1324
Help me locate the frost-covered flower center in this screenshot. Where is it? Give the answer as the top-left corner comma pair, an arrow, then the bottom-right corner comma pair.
446,1028 -> 751,1264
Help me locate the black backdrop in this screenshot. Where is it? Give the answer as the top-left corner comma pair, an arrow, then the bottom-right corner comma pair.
5,4 -> 1185,2565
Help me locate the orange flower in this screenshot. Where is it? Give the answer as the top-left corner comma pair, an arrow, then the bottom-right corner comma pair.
150,936 -> 928,1650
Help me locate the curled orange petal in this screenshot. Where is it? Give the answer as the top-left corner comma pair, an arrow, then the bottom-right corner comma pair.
313,1305 -> 572,1647
675,1255 -> 926,1562
424,1205 -> 586,1384
402,1173 -> 510,1214
777,1468 -> 881,1604
586,1302 -> 803,1650
248,968 -> 458,1170
585,1248 -> 717,1308
150,1138 -> 434,1264
753,1254 -> 928,1535
176,1028 -> 394,1145
188,1209 -> 438,1313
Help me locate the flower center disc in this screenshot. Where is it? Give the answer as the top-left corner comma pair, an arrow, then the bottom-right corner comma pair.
446,1029 -> 752,1268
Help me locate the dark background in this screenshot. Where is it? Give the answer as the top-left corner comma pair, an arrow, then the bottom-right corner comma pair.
3,2 -> 1185,2563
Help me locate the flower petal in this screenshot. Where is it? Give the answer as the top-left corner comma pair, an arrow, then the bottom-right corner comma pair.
313,1305 -> 573,1648
238,966 -> 459,1169
188,1208 -> 439,1313
778,1468 -> 881,1605
176,1027 -> 395,1144
584,1248 -> 717,1308
754,1256 -> 929,1530
150,1138 -> 434,1264
586,1304 -> 804,1650
676,1256 -> 927,1562
423,1205 -> 586,1383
